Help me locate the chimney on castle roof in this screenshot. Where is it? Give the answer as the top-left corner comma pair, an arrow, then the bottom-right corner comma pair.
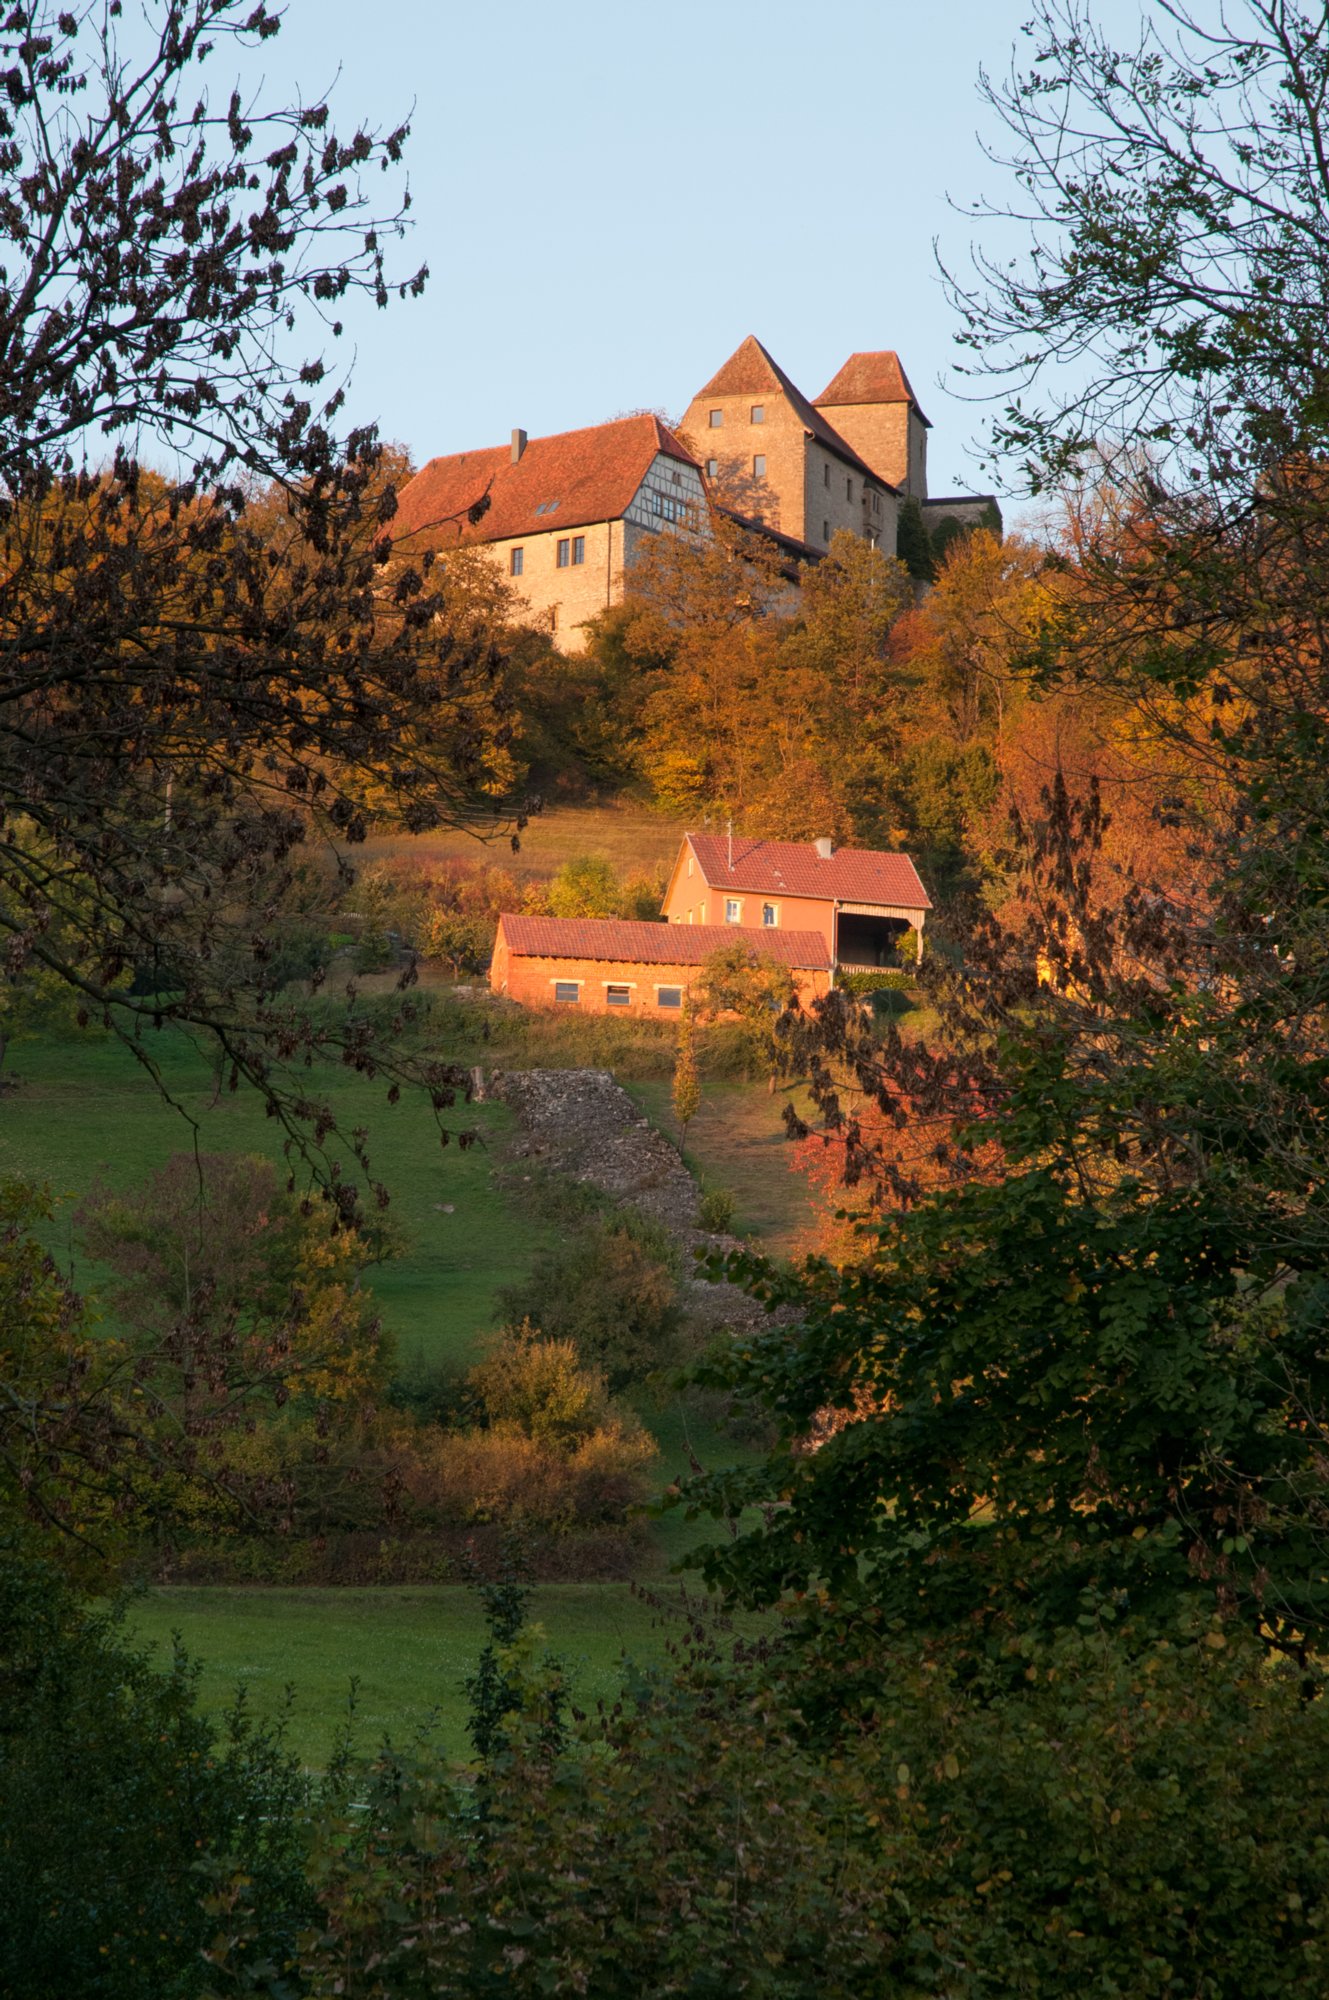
814,836 -> 834,859
511,428 -> 527,463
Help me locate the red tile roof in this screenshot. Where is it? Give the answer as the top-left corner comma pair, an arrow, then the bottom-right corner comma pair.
815,351 -> 932,428
686,835 -> 931,911
392,415 -> 698,548
497,914 -> 832,970
692,336 -> 887,487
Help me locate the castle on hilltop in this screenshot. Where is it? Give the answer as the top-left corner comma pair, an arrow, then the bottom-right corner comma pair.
392,335 -> 998,652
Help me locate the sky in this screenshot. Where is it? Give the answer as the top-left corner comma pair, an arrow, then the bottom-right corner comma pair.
228,0 -> 1154,501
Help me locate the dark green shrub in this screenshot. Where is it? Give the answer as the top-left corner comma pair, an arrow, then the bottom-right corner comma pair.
498,1211 -> 680,1391
0,1545 -> 311,2000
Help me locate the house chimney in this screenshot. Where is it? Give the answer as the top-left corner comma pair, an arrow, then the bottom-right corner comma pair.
511,428 -> 527,463
814,836 -> 834,859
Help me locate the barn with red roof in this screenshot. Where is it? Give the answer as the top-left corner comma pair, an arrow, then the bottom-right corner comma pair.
662,832 -> 931,968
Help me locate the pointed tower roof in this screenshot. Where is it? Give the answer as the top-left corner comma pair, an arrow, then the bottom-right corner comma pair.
694,335 -> 885,484
816,351 -> 932,428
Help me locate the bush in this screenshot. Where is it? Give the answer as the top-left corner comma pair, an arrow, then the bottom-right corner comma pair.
209,1622 -> 1329,2000
697,1185 -> 736,1234
835,966 -> 914,997
0,1544 -> 310,2000
498,1215 -> 681,1391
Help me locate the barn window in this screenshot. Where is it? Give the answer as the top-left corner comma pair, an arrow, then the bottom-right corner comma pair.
510,547 -> 524,576
606,984 -> 631,1006
762,903 -> 778,926
725,898 -> 742,924
656,986 -> 683,1009
553,980 -> 580,1004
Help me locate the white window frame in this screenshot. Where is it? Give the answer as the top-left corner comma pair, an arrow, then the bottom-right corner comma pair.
762,903 -> 778,927
725,898 -> 742,924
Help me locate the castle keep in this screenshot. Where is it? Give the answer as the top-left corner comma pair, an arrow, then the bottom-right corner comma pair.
393,336 -> 997,651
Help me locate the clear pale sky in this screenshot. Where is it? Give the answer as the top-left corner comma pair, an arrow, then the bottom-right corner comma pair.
248,0 -> 1152,500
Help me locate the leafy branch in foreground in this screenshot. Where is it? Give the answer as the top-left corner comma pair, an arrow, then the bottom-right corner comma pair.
0,4 -> 526,1200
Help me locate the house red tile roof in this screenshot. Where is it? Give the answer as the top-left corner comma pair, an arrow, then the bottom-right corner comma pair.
686,835 -> 932,911
815,351 -> 932,429
693,336 -> 889,488
497,914 -> 832,970
392,415 -> 697,548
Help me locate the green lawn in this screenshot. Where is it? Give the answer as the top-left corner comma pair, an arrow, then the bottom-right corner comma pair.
123,1580 -> 754,1768
628,1077 -> 818,1258
0,1028 -> 547,1371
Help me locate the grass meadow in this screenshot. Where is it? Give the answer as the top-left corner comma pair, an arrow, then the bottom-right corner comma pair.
4,1013 -> 775,1758
120,1581 -> 761,1768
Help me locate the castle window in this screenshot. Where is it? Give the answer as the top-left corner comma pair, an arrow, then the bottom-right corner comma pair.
705,458 -> 718,478
823,520 -> 830,541
823,465 -> 830,488
750,405 -> 765,425
556,539 -> 570,567
549,606 -> 559,633
873,492 -> 881,513
510,547 -> 524,577
709,409 -> 723,428
572,535 -> 585,565
847,477 -> 853,501
753,454 -> 766,479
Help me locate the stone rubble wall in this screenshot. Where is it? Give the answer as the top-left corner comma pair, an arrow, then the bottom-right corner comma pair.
488,1066 -> 786,1340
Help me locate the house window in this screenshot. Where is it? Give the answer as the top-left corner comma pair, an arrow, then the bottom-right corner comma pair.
572,535 -> 585,565
705,457 -> 718,478
510,547 -> 524,577
687,857 -> 694,876
556,538 -> 570,568
750,405 -> 764,424
605,983 -> 631,1007
553,980 -> 579,1004
725,898 -> 742,924
762,903 -> 778,926
753,454 -> 766,478
709,409 -> 724,428
656,986 -> 683,1009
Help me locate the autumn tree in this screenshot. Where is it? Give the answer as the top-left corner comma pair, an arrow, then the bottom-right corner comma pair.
680,1 -> 1329,1665
0,3 -> 521,1201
